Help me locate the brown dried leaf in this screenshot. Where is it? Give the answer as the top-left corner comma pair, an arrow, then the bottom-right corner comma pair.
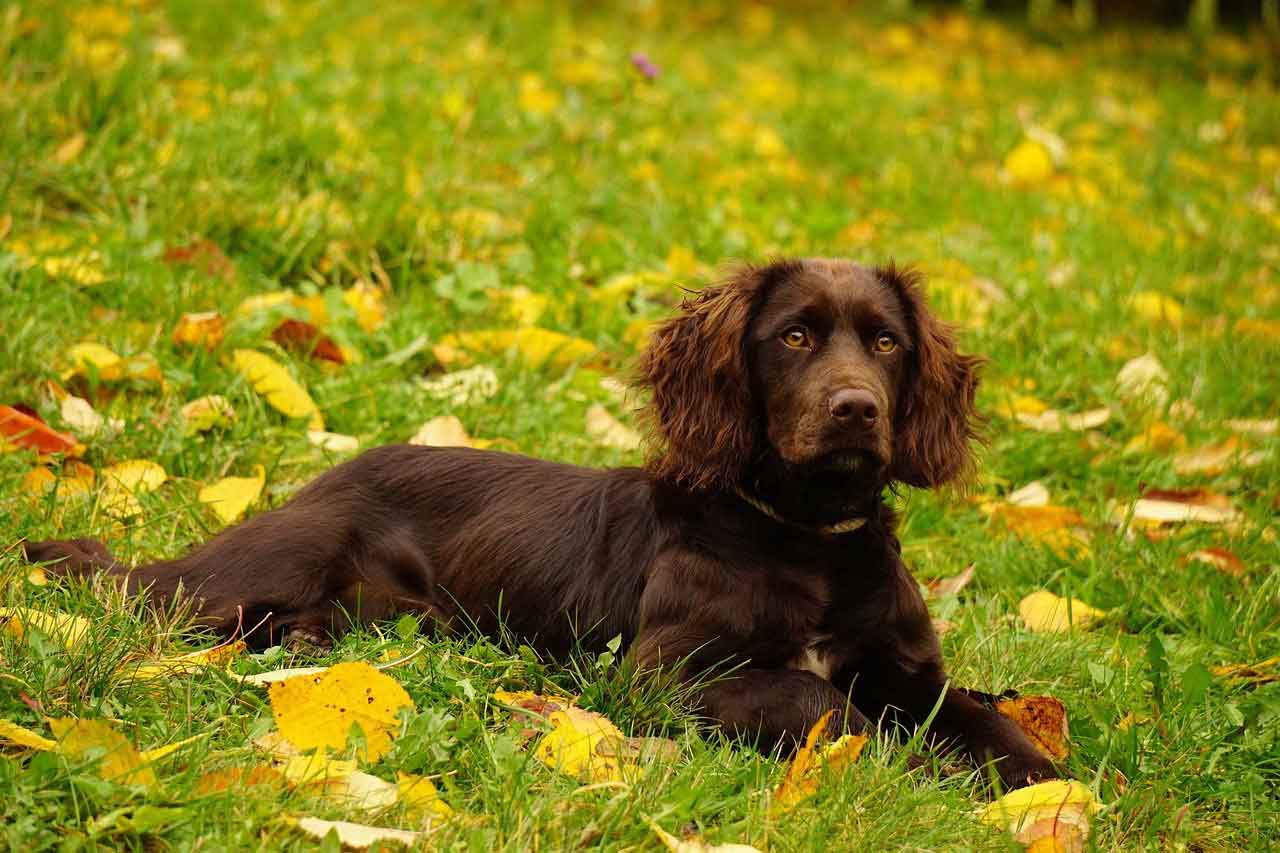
1184,547 -> 1246,578
162,239 -> 234,280
271,318 -> 346,365
996,696 -> 1070,760
927,564 -> 975,598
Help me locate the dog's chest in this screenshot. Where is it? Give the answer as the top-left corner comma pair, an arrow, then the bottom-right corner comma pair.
787,632 -> 837,681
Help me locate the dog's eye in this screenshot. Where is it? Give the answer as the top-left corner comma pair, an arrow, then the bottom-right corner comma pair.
781,327 -> 811,349
873,332 -> 897,354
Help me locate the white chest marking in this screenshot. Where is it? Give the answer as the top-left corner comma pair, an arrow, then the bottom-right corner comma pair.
788,634 -> 835,681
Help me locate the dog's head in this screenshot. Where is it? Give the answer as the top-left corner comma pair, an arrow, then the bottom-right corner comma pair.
637,258 -> 981,504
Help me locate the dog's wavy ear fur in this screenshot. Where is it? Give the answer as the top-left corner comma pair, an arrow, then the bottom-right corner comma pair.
878,264 -> 984,488
636,263 -> 793,490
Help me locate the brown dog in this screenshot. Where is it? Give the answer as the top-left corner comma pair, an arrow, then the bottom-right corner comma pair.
25,258 -> 1057,788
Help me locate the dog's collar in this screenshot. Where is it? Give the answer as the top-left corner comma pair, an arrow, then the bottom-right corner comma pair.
733,488 -> 867,536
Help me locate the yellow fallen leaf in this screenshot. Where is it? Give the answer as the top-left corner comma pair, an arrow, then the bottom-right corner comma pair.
518,72 -> 561,116
979,780 -> 1100,851
490,285 -> 548,326
647,818 -> 763,853
198,465 -> 265,525
54,132 -> 87,164
995,394 -> 1050,419
0,719 -> 57,751
343,282 -> 387,332
408,415 -> 476,448
281,753 -> 359,786
48,718 -> 157,786
1234,317 -> 1280,341
396,772 -> 454,822
63,342 -> 122,380
307,430 -> 360,452
291,817 -> 421,850
139,732 -> 207,764
232,349 -> 324,429
996,696 -> 1070,760
1131,291 -> 1185,328
121,639 -> 246,682
585,404 -> 642,451
22,460 -> 95,499
1210,656 -> 1280,686
433,328 -> 598,370
181,395 -> 236,433
172,311 -> 225,349
234,291 -> 295,317
1004,140 -> 1056,186
773,710 -> 867,814
1018,591 -> 1107,633
1123,422 -> 1186,455
269,662 -> 413,763
21,466 -> 56,495
983,504 -> 1090,556
100,458 -> 167,517
493,690 -> 638,783
0,607 -> 93,648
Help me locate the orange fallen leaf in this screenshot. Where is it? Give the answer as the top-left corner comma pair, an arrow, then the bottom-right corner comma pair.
172,311 -> 225,349
271,318 -> 345,364
1184,547 -> 1246,578
1234,317 -> 1280,341
772,710 -> 867,814
1210,656 -> 1280,686
996,696 -> 1070,760
0,405 -> 84,456
194,764 -> 285,795
983,504 -> 1090,555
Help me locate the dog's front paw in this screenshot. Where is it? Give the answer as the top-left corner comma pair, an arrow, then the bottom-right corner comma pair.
994,751 -> 1059,790
284,626 -> 333,656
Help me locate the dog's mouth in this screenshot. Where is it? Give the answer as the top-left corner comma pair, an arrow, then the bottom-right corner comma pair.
808,448 -> 884,476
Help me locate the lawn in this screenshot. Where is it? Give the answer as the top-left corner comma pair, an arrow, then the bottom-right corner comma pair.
2,1 -> 1278,849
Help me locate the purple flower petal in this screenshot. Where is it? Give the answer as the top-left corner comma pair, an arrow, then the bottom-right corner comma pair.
631,52 -> 660,80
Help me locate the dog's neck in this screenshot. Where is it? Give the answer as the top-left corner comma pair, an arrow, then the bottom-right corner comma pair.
741,455 -> 885,531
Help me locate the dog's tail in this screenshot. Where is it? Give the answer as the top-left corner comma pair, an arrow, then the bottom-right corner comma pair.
21,538 -> 191,610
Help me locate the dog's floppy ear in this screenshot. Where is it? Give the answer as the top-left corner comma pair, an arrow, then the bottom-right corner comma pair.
878,264 -> 984,488
636,263 -> 791,490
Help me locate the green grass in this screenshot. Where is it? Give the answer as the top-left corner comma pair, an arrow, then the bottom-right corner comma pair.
2,1 -> 1279,849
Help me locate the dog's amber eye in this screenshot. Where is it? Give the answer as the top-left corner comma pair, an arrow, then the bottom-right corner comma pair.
781,327 -> 811,349
873,332 -> 897,353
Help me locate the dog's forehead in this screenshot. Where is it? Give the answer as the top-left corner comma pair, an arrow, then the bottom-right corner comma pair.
767,260 -> 896,316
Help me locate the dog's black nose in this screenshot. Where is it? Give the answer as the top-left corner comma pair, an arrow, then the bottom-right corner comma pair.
828,388 -> 879,426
